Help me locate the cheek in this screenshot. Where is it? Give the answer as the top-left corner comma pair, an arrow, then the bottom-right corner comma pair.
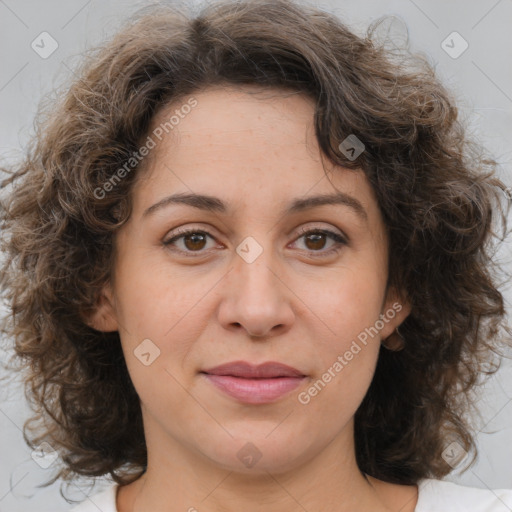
298,278 -> 384,413
113,251 -> 214,339
298,344 -> 379,433
111,265 -> 212,398
113,267 -> 205,409
313,268 -> 386,347
303,258 -> 386,398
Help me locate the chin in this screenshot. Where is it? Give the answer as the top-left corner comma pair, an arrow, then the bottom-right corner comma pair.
199,434 -> 317,476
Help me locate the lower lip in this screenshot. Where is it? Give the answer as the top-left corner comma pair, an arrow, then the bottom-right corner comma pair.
202,374 -> 305,404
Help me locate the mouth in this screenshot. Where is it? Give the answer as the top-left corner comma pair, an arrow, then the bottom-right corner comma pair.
200,360 -> 307,404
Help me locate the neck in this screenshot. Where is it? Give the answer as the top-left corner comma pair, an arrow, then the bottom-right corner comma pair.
118,420 -> 402,512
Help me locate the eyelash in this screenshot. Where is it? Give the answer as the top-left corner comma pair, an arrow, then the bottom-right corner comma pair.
163,226 -> 347,258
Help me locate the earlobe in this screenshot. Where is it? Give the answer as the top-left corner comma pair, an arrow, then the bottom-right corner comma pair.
83,285 -> 119,332
380,287 -> 412,340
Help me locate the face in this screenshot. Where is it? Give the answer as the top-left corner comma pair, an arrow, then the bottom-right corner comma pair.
92,85 -> 410,475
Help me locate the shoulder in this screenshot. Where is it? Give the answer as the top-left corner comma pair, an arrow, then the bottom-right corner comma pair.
69,484 -> 118,512
416,478 -> 512,512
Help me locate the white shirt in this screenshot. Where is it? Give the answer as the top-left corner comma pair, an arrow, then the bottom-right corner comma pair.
70,478 -> 512,511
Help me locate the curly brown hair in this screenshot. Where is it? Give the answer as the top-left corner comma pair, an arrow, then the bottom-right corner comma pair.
1,0 -> 511,490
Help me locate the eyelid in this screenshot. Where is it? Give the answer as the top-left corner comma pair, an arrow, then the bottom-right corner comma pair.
163,226 -> 220,248
294,223 -> 347,241
289,225 -> 348,256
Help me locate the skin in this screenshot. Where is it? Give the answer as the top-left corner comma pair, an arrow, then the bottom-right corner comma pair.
90,85 -> 418,512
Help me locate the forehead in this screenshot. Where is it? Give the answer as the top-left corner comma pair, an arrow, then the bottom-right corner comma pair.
147,85 -> 317,161
133,86 -> 383,233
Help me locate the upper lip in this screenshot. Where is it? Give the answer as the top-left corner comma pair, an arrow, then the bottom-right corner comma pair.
201,361 -> 305,378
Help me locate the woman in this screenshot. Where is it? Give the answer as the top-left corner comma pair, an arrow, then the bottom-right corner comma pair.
1,0 -> 511,510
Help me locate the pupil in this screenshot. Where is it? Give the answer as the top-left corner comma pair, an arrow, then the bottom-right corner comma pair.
306,233 -> 325,250
185,233 -> 206,250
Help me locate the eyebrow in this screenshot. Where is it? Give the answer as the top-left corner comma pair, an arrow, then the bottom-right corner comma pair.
143,191 -> 368,222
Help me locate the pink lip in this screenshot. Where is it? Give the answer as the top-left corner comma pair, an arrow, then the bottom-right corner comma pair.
201,361 -> 306,404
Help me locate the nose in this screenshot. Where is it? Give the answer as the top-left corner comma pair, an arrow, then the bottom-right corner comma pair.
217,244 -> 295,339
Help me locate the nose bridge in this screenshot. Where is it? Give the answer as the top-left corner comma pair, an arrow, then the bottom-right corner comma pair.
218,234 -> 294,337
234,235 -> 282,306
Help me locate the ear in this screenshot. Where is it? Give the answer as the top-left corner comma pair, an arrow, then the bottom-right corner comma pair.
83,284 -> 119,332
379,285 -> 412,340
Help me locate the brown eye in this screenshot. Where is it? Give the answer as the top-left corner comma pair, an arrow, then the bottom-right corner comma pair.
163,230 -> 215,254
182,232 -> 208,251
292,228 -> 347,256
303,232 -> 328,251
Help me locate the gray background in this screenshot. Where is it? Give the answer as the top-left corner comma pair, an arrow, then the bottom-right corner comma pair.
1,0 -> 511,510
